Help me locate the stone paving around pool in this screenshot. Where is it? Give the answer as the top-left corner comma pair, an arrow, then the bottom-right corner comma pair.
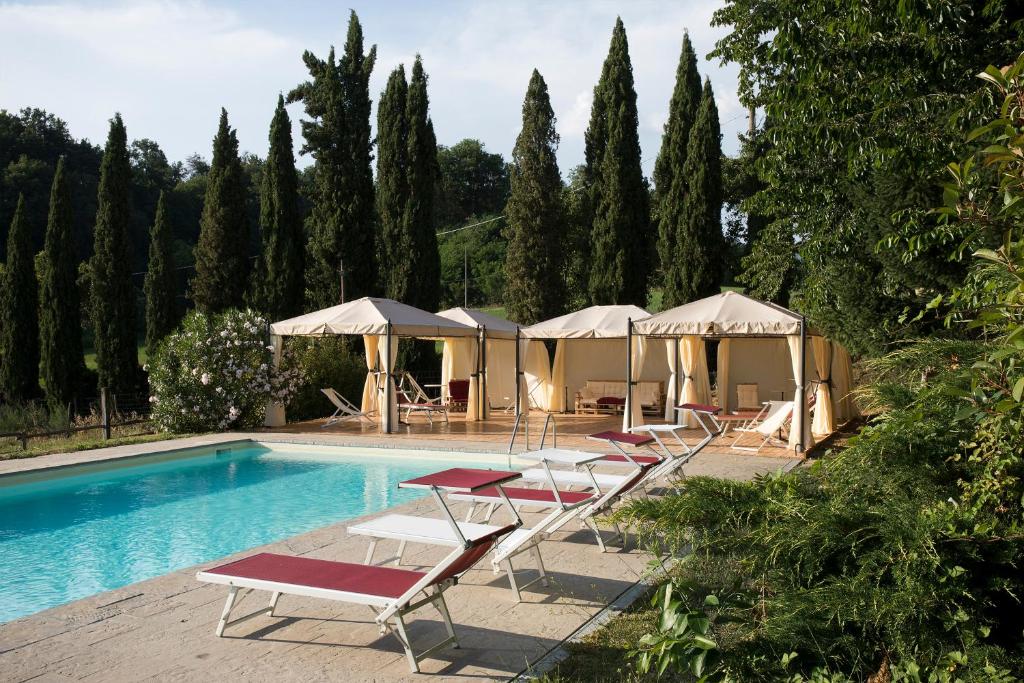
0,432 -> 800,682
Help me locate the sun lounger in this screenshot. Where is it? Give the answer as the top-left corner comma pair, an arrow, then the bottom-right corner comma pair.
397,389 -> 450,424
321,387 -> 373,427
729,401 -> 795,453
196,468 -> 522,672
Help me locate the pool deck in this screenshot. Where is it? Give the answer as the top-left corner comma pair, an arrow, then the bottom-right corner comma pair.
0,417 -> 803,681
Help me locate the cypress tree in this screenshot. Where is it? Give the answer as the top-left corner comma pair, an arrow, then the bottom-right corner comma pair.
376,66 -> 410,301
404,56 -> 440,312
256,95 -> 304,320
0,195 -> 40,401
39,158 -> 85,406
677,78 -> 724,300
585,18 -> 651,306
503,70 -> 565,325
91,114 -> 138,393
288,11 -> 377,307
191,109 -> 249,313
144,191 -> 177,358
655,32 -> 703,307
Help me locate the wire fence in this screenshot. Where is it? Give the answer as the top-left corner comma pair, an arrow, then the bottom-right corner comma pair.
0,389 -> 154,452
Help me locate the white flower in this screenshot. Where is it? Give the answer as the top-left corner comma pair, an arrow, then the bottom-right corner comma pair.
200,372 -> 210,385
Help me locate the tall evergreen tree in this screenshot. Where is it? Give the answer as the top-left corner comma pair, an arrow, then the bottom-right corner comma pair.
676,78 -> 724,300
585,18 -> 651,306
376,66 -> 410,301
144,191 -> 177,358
503,70 -> 565,324
191,109 -> 249,313
39,158 -> 84,406
404,56 -> 440,312
0,195 -> 39,401
288,11 -> 377,307
655,32 -> 704,307
91,114 -> 138,393
255,95 -> 304,320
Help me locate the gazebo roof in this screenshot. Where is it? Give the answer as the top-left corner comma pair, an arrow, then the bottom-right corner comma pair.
521,304 -> 651,339
270,297 -> 478,338
633,291 -> 813,337
436,307 -> 519,339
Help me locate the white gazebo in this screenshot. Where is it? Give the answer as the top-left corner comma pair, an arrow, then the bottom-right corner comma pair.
520,305 -> 670,417
631,291 -> 856,452
436,307 -> 519,417
267,297 -> 478,433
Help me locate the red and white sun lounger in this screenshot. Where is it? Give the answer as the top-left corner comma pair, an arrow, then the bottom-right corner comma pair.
196,468 -> 521,673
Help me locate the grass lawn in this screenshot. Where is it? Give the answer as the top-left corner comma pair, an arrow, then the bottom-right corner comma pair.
84,344 -> 147,370
0,428 -> 197,461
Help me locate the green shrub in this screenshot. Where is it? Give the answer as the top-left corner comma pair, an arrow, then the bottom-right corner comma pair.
285,337 -> 366,422
147,308 -> 302,432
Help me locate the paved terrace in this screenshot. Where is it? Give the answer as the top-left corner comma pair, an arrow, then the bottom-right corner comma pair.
0,416 -> 803,682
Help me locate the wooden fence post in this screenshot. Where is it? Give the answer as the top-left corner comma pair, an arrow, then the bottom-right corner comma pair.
100,387 -> 111,440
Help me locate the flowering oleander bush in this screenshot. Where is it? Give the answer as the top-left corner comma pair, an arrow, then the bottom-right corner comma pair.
147,309 -> 303,432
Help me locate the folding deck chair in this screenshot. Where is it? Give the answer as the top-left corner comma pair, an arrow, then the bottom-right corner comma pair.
729,401 -> 795,453
196,468 -> 522,673
320,387 -> 373,427
397,389 -> 450,424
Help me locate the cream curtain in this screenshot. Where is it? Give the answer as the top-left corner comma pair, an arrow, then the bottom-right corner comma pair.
525,341 -> 552,412
831,344 -> 858,423
786,335 -> 814,450
264,334 -> 286,427
679,336 -> 712,427
485,339 -> 516,410
716,338 -> 731,412
467,338 -> 480,422
361,335 -> 379,416
517,338 -> 530,414
664,339 -> 678,421
378,336 -> 399,431
811,337 -> 835,435
623,335 -> 646,430
550,340 -> 567,413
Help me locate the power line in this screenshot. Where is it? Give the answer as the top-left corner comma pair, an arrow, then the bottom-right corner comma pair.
436,215 -> 504,236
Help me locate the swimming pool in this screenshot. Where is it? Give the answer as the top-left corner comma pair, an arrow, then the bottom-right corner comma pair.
0,442 -> 500,623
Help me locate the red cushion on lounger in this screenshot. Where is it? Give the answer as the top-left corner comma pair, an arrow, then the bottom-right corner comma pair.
598,453 -> 662,465
471,486 -> 595,505
676,403 -> 721,414
401,468 -> 521,492
588,430 -> 655,446
596,396 -> 625,405
204,553 -> 426,599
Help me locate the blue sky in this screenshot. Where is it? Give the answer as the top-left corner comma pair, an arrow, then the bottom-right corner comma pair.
0,1 -> 744,177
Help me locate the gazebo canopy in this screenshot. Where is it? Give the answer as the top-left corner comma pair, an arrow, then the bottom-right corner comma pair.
522,304 -> 650,339
633,291 -> 815,337
436,307 -> 519,340
270,297 -> 477,338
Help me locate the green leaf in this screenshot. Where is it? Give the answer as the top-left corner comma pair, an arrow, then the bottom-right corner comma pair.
1012,377 -> 1024,402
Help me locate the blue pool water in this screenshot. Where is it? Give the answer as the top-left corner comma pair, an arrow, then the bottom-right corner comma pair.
0,443 -> 497,623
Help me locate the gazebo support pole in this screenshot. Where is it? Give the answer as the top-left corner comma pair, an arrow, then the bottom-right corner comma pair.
508,327 -> 523,453
626,318 -> 634,430
798,315 -> 807,454
480,326 -> 488,420
386,320 -> 393,435
674,337 -> 681,423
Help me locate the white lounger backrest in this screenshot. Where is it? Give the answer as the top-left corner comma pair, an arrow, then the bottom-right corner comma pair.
322,388 -> 353,412
756,401 -> 794,436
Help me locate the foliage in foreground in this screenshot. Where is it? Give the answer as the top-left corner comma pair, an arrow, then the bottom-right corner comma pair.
612,56 -> 1024,681
148,309 -> 303,432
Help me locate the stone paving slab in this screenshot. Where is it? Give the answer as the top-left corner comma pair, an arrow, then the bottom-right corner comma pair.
0,435 -> 799,682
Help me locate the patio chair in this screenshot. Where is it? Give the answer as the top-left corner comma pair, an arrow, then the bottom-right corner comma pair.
736,383 -> 760,411
447,379 -> 470,411
320,387 -> 373,427
197,467 -> 522,673
729,400 -> 795,453
397,389 -> 450,424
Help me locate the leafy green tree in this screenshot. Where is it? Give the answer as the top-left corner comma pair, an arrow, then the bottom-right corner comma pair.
436,139 -> 510,228
562,165 -> 592,311
654,31 -> 703,305
586,18 -> 651,306
503,69 -> 565,324
191,109 -> 249,313
288,11 -> 377,307
255,95 -> 304,320
0,195 -> 39,401
376,65 -> 410,301
144,191 -> 177,358
91,114 -> 138,393
709,0 -> 1023,354
438,214 -> 506,308
405,57 -> 440,313
39,157 -> 84,406
674,78 -> 724,301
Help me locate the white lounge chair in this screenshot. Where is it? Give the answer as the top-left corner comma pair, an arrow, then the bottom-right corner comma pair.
196,468 -> 522,673
321,387 -> 373,427
729,401 -> 795,452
